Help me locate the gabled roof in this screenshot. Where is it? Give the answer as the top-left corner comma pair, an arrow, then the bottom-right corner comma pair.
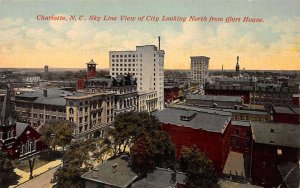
81,155 -> 138,188
16,122 -> 29,137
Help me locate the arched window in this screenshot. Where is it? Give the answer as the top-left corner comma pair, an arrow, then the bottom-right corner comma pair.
69,108 -> 74,114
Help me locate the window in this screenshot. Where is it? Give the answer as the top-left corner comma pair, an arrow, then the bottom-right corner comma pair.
20,140 -> 36,156
112,55 -> 115,58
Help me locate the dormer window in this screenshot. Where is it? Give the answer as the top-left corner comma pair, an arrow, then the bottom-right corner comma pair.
180,111 -> 197,121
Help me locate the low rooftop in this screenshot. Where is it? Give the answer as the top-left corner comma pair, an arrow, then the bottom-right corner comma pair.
231,120 -> 251,127
187,94 -> 242,103
155,108 -> 231,133
132,167 -> 186,188
251,122 -> 300,148
81,155 -> 138,188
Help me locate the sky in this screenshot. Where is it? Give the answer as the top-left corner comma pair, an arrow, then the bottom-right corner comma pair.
0,0 -> 299,70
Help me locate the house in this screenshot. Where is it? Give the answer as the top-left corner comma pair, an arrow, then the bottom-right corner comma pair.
0,86 -> 46,159
81,155 -> 138,188
81,155 -> 187,188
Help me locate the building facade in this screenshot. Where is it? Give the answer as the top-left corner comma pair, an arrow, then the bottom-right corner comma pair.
84,75 -> 138,115
190,56 -> 210,88
155,108 -> 232,175
14,88 -> 114,138
65,92 -> 115,139
137,91 -> 158,112
109,45 -> 165,110
0,86 -> 45,159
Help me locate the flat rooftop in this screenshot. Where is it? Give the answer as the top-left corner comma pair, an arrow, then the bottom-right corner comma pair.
252,122 -> 300,148
187,94 -> 242,102
155,108 -> 230,133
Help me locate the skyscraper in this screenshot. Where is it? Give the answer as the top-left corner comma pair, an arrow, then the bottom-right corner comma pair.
190,56 -> 210,88
109,45 -> 165,110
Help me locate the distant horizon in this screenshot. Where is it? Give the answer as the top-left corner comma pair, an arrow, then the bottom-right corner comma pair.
0,67 -> 299,72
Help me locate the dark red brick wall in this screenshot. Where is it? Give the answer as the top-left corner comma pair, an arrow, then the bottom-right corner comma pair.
161,123 -> 230,174
77,78 -> 86,90
273,113 -> 300,124
252,143 -> 298,188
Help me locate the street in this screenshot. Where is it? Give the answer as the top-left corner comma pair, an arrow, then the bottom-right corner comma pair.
17,166 -> 59,188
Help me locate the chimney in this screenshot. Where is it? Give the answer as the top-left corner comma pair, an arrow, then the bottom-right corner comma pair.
158,36 -> 161,50
43,89 -> 47,97
112,163 -> 118,173
92,168 -> 98,178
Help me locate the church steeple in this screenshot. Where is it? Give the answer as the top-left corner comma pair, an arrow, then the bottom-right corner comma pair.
235,56 -> 240,74
0,85 -> 14,126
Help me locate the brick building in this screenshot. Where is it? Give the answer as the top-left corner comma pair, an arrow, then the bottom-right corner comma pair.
155,108 -> 232,174
0,86 -> 45,159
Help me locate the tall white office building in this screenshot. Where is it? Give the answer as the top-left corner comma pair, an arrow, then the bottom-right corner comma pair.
109,44 -> 165,110
190,56 -> 210,88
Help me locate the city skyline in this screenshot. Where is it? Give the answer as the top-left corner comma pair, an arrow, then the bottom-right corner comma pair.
0,0 -> 300,70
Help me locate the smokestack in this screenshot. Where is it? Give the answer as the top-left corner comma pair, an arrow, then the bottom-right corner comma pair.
237,56 -> 239,63
158,36 -> 161,50
43,89 -> 47,97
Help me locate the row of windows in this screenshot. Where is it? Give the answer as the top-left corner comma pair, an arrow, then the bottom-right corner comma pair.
112,63 -> 140,67
20,140 -> 36,156
112,68 -> 140,71
0,130 -> 14,140
112,54 -> 140,58
112,59 -> 139,63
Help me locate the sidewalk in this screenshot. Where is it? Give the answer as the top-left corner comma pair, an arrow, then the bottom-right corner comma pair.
10,159 -> 62,188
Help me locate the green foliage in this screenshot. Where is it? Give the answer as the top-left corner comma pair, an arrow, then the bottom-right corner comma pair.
54,164 -> 86,188
92,137 -> 112,163
109,111 -> 160,154
40,120 -> 74,150
130,130 -> 176,175
54,139 -> 95,188
0,151 -> 19,188
179,146 -> 219,188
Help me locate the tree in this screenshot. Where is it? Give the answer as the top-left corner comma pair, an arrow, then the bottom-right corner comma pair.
109,111 -> 160,154
54,139 -> 95,188
130,130 -> 176,175
0,151 -> 19,188
92,137 -> 113,163
179,146 -> 219,188
40,120 -> 74,151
